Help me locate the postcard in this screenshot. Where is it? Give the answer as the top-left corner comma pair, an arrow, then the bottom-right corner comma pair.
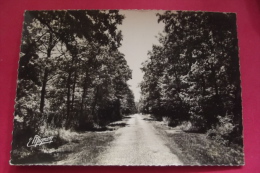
10,10 -> 244,166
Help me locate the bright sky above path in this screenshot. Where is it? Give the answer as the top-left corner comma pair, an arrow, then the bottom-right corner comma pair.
118,10 -> 165,102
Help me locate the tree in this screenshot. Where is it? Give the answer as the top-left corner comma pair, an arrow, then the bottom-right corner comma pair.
140,11 -> 242,144
14,10 -> 136,143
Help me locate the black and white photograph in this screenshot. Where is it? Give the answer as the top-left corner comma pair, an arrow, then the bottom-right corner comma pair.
10,10 -> 244,166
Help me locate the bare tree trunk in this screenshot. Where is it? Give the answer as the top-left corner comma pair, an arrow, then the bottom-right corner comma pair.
92,86 -> 99,124
39,32 -> 53,113
71,71 -> 77,109
65,70 -> 72,129
80,68 -> 89,117
40,68 -> 48,113
65,55 -> 76,129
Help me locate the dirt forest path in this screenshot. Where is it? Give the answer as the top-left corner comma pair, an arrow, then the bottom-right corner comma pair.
97,114 -> 183,165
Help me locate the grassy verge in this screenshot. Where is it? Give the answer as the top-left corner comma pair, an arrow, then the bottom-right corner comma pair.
149,116 -> 244,165
54,131 -> 115,165
11,117 -> 132,165
170,132 -> 244,165
11,131 -> 115,165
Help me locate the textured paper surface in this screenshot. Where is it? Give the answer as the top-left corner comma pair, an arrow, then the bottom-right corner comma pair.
10,9 -> 243,166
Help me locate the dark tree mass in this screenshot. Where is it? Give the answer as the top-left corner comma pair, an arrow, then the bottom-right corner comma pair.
13,10 -> 136,150
140,11 -> 242,145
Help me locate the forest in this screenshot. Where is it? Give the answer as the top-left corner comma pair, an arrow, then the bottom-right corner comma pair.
139,11 -> 243,146
13,10 -> 137,150
11,10 -> 244,165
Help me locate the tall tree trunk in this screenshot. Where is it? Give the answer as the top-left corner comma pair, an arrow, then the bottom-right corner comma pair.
80,87 -> 86,117
65,55 -> 76,129
80,68 -> 89,117
65,70 -> 72,129
92,86 -> 99,124
39,33 -> 53,113
40,68 -> 48,113
71,71 -> 77,110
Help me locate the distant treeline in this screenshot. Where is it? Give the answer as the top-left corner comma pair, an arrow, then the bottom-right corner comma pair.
13,10 -> 136,149
140,11 -> 242,145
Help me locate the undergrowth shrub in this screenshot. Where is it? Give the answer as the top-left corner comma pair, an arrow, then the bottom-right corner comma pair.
207,115 -> 236,146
